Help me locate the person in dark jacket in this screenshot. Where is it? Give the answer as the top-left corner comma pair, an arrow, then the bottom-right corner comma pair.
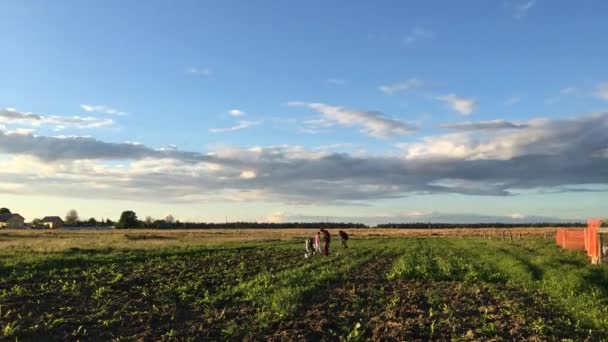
338,230 -> 349,248
320,228 -> 331,256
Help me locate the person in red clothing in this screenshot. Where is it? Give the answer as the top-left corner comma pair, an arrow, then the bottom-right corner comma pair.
320,228 -> 331,256
314,231 -> 321,254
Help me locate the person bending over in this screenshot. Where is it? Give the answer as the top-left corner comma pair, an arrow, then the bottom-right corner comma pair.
338,230 -> 349,248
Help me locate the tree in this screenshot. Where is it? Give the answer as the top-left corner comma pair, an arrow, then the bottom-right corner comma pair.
65,209 -> 79,225
88,217 -> 97,226
116,211 -> 139,229
0,208 -> 11,215
31,218 -> 43,229
165,214 -> 175,224
144,216 -> 153,225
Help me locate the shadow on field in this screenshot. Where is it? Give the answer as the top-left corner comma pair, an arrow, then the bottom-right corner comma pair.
0,244 -> 276,276
0,232 -> 54,239
582,266 -> 608,297
497,246 -> 544,281
124,234 -> 177,241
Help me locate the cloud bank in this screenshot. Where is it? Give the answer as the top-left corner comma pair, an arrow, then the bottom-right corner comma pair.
0,112 -> 606,205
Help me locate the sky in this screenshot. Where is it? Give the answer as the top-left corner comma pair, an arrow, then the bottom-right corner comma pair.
0,0 -> 607,224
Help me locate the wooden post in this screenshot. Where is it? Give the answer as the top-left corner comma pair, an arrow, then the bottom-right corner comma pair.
544,232 -> 548,239
508,230 -> 513,243
502,230 -> 505,241
519,232 -> 523,242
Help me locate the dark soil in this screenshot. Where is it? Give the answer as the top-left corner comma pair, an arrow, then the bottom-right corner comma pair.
264,254 -> 396,341
262,256 -> 601,341
2,248 -> 604,341
0,248 -> 307,341
370,281 -> 600,341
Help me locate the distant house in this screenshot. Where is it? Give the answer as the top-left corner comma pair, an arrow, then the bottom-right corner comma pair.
41,216 -> 64,229
0,213 -> 25,228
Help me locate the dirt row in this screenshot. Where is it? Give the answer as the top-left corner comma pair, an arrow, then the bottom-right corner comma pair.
260,255 -> 599,341
264,255 -> 396,340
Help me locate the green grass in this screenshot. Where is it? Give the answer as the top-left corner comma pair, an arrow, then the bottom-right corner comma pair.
0,236 -> 607,340
387,237 -> 608,332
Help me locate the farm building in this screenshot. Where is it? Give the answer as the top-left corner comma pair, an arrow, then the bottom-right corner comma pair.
41,216 -> 64,229
0,213 -> 25,228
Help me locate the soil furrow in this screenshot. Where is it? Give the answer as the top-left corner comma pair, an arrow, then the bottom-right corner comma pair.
264,254 -> 396,341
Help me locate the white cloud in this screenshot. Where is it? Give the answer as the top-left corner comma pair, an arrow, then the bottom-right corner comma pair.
186,67 -> 211,76
400,210 -> 432,218
404,26 -> 435,44
510,213 -> 526,219
229,109 -> 245,116
379,79 -> 425,95
435,94 -> 477,115
258,211 -> 287,223
5,128 -> 36,135
209,120 -> 259,133
0,107 -> 114,130
594,82 -> 608,101
514,0 -> 536,19
289,102 -> 415,139
80,104 -> 128,116
239,170 -> 257,179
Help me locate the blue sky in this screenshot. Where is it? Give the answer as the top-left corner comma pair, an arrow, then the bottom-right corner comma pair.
0,0 -> 607,223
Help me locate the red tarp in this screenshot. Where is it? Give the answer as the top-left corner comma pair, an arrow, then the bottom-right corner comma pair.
555,227 -> 586,250
556,219 -> 603,262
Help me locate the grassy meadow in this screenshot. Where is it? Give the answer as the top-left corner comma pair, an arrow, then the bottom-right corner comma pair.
1,228 -> 607,340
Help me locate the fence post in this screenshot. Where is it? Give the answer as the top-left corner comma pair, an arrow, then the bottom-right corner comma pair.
508,230 -> 513,243
519,232 -> 523,242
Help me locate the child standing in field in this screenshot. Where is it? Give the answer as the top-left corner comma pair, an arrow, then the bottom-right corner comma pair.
314,231 -> 321,254
320,228 -> 331,256
305,237 -> 315,258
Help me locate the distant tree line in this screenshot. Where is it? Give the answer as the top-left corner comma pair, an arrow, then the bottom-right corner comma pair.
1,206 -> 592,229
113,209 -> 585,229
117,219 -> 368,231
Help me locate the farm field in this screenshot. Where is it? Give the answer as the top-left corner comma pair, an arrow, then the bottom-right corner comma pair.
1,230 -> 607,340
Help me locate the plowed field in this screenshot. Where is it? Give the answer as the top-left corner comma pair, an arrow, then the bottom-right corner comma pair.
1,233 -> 607,340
